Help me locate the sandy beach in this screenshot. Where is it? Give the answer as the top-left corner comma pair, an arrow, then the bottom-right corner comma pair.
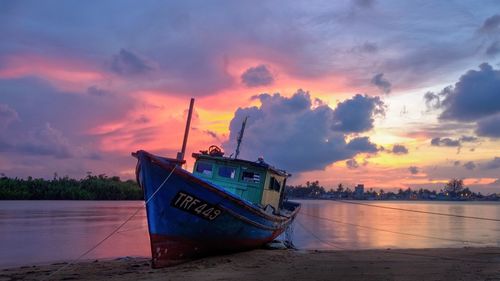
2,247 -> 499,281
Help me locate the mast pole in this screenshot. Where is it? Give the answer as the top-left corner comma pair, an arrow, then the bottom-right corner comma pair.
177,98 -> 195,161
234,116 -> 248,159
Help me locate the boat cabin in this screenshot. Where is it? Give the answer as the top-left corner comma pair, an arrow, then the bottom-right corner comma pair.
192,152 -> 289,211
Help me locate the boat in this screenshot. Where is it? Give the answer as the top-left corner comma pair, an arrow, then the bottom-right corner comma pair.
132,98 -> 301,268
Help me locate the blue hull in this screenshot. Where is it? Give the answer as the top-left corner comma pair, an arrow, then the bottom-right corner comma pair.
134,150 -> 300,268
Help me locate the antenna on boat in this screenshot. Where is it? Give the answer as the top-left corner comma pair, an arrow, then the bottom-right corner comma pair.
234,116 -> 248,159
177,98 -> 195,162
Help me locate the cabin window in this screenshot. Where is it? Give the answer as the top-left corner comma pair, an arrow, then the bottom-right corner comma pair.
241,171 -> 261,183
195,162 -> 213,176
268,176 -> 281,191
218,166 -> 236,179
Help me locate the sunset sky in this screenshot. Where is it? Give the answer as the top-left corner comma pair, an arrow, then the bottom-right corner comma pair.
0,0 -> 499,193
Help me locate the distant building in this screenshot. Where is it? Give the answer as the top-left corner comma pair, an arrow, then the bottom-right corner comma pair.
354,184 -> 364,199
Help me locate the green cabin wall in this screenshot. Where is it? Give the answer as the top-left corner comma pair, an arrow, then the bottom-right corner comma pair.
192,159 -> 267,205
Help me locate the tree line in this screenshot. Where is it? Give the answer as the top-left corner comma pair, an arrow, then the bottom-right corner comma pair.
0,174 -> 143,200
1,175 -> 497,201
285,179 -> 499,201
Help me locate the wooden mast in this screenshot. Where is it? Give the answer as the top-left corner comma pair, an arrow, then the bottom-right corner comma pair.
177,98 -> 195,162
234,116 -> 248,159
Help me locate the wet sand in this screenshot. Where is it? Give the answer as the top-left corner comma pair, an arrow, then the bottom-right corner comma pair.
2,247 -> 500,281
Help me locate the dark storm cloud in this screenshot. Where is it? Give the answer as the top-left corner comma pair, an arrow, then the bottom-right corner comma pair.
346,159 -> 359,169
479,14 -> 500,33
353,0 -> 375,8
476,114 -> 500,137
203,130 -> 219,139
1,1 -> 497,98
0,77 -> 135,159
0,1 -> 306,96
134,115 -> 150,124
87,86 -> 113,97
252,89 -> 312,113
486,41 -> 500,56
346,137 -> 379,153
405,122 -> 477,140
192,127 -> 220,140
371,73 -> 391,94
352,42 -> 378,54
0,77 -> 133,133
463,161 -> 476,170
0,103 -> 18,127
428,63 -> 500,139
460,135 -> 478,142
439,63 -> 500,122
2,0 -> 499,179
430,137 -> 460,147
16,123 -> 73,159
483,157 -> 500,170
423,91 -> 441,110
0,121 -> 73,159
331,94 -> 385,133
360,42 -> 378,53
110,49 -> 154,76
408,166 -> 419,175
392,144 -> 409,155
241,65 -> 274,87
382,44 -> 468,90
427,135 -> 479,149
223,90 -> 381,173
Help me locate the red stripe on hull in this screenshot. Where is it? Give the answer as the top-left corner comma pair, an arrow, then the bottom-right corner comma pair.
149,232 -> 281,268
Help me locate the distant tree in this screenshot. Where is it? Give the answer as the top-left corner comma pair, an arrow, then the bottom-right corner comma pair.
459,187 -> 472,198
444,178 -> 464,195
345,187 -> 352,198
286,181 -> 326,198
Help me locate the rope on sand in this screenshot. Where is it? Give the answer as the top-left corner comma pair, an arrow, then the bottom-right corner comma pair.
42,166 -> 176,281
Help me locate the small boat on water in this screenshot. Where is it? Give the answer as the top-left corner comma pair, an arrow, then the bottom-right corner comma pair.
132,99 -> 301,268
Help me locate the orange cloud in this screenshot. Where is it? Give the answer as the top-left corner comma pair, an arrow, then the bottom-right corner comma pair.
463,178 -> 498,186
0,54 -> 104,90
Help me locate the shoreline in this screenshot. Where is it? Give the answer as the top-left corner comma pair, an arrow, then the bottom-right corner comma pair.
2,247 -> 499,281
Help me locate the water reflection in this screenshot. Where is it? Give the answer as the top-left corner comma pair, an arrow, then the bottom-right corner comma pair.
0,201 -> 149,268
1,200 -> 499,268
293,200 -> 500,250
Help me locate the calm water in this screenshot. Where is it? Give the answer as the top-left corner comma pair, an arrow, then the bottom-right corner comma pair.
1,200 -> 499,268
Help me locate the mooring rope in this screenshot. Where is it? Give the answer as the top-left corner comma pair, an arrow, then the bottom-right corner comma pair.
336,200 -> 500,222
42,166 -> 176,281
295,219 -> 346,250
300,212 -> 487,245
116,225 -> 145,234
297,213 -> 496,264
